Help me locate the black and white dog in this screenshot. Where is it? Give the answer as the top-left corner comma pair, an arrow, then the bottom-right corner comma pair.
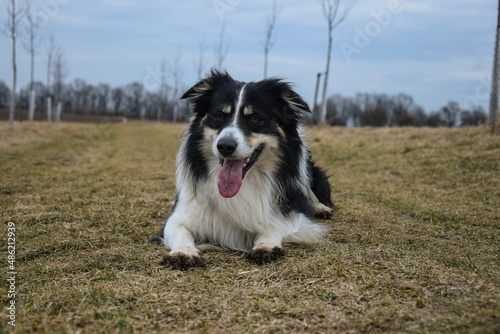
153,70 -> 334,269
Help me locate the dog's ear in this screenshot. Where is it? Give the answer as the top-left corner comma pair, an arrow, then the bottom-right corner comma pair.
180,78 -> 212,101
264,78 -> 311,116
257,78 -> 311,115
280,86 -> 311,114
181,69 -> 234,115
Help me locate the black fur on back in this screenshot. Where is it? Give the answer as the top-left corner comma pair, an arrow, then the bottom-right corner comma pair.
308,160 -> 335,209
276,136 -> 314,218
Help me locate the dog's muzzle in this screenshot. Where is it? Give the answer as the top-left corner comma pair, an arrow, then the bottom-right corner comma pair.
217,137 -> 237,157
216,142 -> 265,199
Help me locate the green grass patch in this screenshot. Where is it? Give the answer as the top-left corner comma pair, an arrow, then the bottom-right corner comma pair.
1,122 -> 499,333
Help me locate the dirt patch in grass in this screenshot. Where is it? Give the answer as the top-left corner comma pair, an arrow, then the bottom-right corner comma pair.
1,122 -> 499,333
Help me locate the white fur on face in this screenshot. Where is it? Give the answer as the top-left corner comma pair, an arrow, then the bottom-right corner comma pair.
213,126 -> 253,159
212,84 -> 253,160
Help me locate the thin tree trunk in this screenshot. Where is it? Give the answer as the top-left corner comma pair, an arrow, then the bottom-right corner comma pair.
8,0 -> 17,126
47,36 -> 54,96
263,1 -> 279,79
264,49 -> 268,79
30,31 -> 34,91
47,97 -> 52,122
29,34 -> 35,122
319,19 -> 333,125
489,0 -> 500,132
47,54 -> 51,89
313,72 -> 322,123
28,90 -> 35,122
10,35 -> 16,125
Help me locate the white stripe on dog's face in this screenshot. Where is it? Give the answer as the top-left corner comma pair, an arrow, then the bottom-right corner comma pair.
232,84 -> 246,127
212,84 -> 253,159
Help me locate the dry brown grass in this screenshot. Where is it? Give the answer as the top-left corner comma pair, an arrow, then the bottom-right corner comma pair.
1,122 -> 499,333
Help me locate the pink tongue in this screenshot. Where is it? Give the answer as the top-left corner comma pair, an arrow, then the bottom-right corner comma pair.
218,159 -> 245,198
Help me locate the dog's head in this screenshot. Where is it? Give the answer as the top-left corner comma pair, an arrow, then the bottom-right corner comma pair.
181,69 -> 310,198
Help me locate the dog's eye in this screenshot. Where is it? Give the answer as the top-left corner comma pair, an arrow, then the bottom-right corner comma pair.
215,113 -> 225,121
249,116 -> 261,123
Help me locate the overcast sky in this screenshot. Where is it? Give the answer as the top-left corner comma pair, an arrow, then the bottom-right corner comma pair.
0,0 -> 496,112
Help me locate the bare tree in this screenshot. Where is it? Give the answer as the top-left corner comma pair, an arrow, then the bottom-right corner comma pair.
96,83 -> 110,113
23,0 -> 41,121
124,82 -> 144,117
4,0 -> 23,125
45,35 -> 55,92
440,101 -> 460,127
111,87 -> 124,114
0,81 -> 10,108
489,0 -> 500,132
52,47 -> 67,122
170,51 -> 183,100
52,46 -> 67,104
44,35 -> 56,121
157,56 -> 168,121
313,72 -> 323,120
70,78 -> 87,113
318,0 -> 356,125
461,105 -> 487,126
171,50 -> 184,122
263,1 -> 281,79
213,20 -> 230,69
195,38 -> 208,79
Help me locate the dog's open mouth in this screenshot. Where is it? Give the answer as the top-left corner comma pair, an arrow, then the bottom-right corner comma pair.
217,144 -> 265,198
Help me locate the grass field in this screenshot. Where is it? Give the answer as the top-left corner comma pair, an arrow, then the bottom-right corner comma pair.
1,121 -> 499,333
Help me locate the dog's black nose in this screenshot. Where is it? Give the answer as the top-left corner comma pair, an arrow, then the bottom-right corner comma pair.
217,137 -> 237,157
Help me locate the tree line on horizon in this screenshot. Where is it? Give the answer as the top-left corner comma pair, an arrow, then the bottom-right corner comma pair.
0,79 -> 487,127
325,93 -> 487,127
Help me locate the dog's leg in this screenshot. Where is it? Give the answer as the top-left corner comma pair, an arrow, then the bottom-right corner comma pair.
246,233 -> 285,264
310,191 -> 335,219
309,161 -> 335,219
161,214 -> 203,269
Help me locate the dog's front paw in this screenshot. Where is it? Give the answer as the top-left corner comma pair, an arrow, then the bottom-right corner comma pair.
313,203 -> 335,219
160,252 -> 203,270
246,247 -> 285,264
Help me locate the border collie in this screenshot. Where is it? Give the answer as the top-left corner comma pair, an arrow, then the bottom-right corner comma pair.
152,70 -> 334,269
